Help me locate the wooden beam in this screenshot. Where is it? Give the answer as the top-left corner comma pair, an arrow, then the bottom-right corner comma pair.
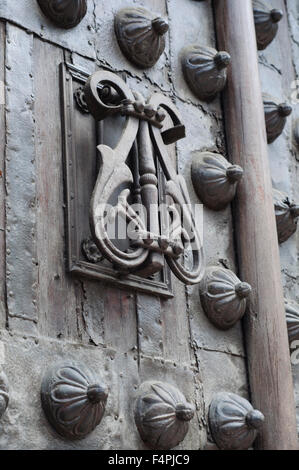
214,0 -> 298,450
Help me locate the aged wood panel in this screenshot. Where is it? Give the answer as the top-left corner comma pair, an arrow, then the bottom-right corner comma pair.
161,279 -> 191,364
5,24 -> 38,334
34,38 -> 80,340
105,350 -> 140,449
101,285 -> 141,449
214,0 -> 298,449
136,294 -> 163,358
103,286 -> 137,354
0,21 -> 6,329
0,0 -> 258,450
76,279 -> 105,346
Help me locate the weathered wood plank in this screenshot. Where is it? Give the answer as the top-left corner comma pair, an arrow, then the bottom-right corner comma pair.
136,293 -> 163,358
34,37 -> 79,340
103,285 -> 138,354
160,279 -> 191,363
214,0 -> 298,449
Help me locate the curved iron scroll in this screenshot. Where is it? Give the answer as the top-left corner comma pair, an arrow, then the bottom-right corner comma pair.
84,71 -> 204,285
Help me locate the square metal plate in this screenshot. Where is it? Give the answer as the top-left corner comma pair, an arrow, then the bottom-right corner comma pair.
60,62 -> 173,298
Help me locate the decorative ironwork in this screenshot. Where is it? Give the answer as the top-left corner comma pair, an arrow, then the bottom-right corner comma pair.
83,70 -> 205,285
253,0 -> 283,50
61,63 -> 173,297
0,371 -> 9,420
74,86 -> 89,114
209,392 -> 264,450
135,381 -> 195,450
263,94 -> 292,144
37,0 -> 87,29
181,45 -> 230,102
191,152 -> 243,210
199,266 -> 251,330
285,299 -> 299,346
273,189 -> 299,244
82,237 -> 103,263
41,362 -> 108,440
114,8 -> 169,68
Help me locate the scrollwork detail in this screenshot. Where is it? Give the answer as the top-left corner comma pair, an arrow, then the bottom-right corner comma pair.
74,86 -> 89,114
82,238 -> 103,263
83,70 -> 205,285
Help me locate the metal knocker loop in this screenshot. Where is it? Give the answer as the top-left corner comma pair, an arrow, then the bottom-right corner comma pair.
83,70 -> 205,284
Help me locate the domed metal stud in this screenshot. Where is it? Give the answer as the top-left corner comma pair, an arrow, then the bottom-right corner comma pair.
263,94 -> 292,144
199,266 -> 252,330
209,392 -> 264,450
114,7 -> 169,68
253,0 -> 283,50
135,381 -> 195,450
41,362 -> 108,440
191,151 -> 243,210
273,189 -> 299,244
37,0 -> 87,29
181,45 -> 231,102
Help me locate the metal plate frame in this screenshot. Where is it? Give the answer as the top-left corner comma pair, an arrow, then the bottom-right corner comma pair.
60,62 -> 173,298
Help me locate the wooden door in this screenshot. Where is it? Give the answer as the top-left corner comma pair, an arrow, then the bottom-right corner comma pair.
2,0 -> 292,449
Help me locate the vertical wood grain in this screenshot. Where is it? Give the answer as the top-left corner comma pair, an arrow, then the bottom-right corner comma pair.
214,0 -> 298,449
34,38 -> 79,340
103,286 -> 138,354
